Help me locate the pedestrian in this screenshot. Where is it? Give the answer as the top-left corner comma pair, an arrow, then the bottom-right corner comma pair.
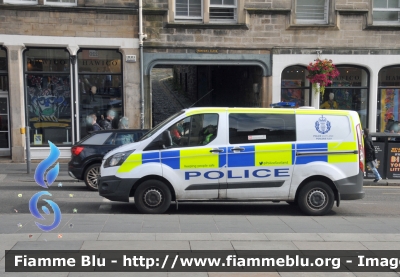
86,114 -> 102,133
99,110 -> 115,130
118,116 -> 129,129
363,128 -> 382,182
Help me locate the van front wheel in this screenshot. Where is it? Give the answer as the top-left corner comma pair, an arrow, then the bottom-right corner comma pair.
134,180 -> 171,214
298,181 -> 334,216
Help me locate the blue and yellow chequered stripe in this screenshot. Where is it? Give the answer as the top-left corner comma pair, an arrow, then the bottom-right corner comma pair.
117,142 -> 358,173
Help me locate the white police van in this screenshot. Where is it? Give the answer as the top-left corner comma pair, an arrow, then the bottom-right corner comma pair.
99,107 -> 365,215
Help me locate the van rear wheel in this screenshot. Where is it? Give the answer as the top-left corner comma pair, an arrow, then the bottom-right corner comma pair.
134,180 -> 171,214
298,181 -> 334,216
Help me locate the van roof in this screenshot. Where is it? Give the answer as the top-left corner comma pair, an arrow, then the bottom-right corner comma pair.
184,107 -> 357,116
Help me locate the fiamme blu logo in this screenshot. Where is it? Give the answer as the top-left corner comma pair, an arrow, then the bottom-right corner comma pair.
28,141 -> 62,232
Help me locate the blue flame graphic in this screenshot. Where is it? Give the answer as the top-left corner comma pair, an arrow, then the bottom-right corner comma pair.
34,141 -> 60,188
29,191 -> 62,232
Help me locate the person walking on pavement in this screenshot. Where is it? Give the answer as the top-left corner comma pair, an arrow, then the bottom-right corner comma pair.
363,128 -> 382,182
99,110 -> 115,130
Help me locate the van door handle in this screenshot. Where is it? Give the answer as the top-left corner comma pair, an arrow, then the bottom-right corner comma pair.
210,148 -> 224,153
231,147 -> 245,152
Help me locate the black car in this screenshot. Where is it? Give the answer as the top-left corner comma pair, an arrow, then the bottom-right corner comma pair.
68,129 -> 148,190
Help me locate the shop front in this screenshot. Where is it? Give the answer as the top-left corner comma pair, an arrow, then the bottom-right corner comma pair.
280,64 -> 369,128
0,48 -> 10,156
24,48 -> 123,157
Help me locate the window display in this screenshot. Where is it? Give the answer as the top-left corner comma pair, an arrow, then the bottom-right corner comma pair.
378,66 -> 400,132
281,66 -> 310,107
24,48 -> 72,147
322,66 -> 369,128
78,49 -> 123,138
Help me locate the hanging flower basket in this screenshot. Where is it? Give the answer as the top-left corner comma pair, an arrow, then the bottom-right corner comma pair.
306,59 -> 340,97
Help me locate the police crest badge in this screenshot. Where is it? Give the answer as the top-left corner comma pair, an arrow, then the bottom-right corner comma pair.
315,115 -> 331,134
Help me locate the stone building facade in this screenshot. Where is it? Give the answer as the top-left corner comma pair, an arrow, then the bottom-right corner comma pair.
142,0 -> 400,134
0,0 -> 139,161
2,0 -> 400,161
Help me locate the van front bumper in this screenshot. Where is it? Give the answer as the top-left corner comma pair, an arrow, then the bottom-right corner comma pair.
335,170 -> 365,200
98,176 -> 138,202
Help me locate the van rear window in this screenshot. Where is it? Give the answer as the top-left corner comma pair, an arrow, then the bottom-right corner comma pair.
229,113 -> 296,144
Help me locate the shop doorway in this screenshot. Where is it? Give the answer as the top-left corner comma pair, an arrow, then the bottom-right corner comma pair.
151,65 -> 263,126
0,74 -> 9,156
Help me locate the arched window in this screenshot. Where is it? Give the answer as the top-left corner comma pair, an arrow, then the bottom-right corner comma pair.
378,66 -> 400,132
281,65 -> 310,107
322,66 -> 369,128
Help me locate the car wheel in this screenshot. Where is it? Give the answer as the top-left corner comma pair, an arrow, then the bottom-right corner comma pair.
134,180 -> 171,214
84,163 -> 101,191
298,181 -> 334,216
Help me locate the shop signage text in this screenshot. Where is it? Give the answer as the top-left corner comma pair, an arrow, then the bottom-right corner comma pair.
27,59 -> 68,65
81,60 -> 119,66
196,49 -> 218,54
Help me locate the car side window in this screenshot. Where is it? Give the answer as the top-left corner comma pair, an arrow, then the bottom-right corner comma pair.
114,133 -> 135,146
229,113 -> 296,144
81,133 -> 113,145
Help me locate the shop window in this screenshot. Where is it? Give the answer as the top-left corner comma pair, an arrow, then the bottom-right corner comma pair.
281,65 -> 310,107
0,48 -> 9,151
78,49 -> 123,139
229,113 -> 296,144
295,0 -> 328,24
3,0 -> 37,4
322,66 -> 369,128
24,48 -> 72,147
378,66 -> 400,132
44,0 -> 77,6
373,0 -> 400,25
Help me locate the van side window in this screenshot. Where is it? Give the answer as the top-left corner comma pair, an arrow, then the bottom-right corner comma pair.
229,113 -> 296,144
169,113 -> 219,147
144,113 -> 219,150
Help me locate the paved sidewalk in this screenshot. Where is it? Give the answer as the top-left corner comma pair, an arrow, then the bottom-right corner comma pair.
2,232 -> 400,276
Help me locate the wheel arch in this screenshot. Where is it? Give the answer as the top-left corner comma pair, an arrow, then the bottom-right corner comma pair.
294,175 -> 339,204
129,175 -> 177,201
81,158 -> 103,180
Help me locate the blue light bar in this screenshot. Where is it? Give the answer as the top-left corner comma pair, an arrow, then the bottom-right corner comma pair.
270,102 -> 296,108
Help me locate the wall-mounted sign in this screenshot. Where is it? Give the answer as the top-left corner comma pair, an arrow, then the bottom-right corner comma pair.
89,50 -> 98,58
196,49 -> 218,54
33,134 -> 42,145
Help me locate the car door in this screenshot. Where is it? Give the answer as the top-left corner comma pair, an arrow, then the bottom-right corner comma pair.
223,111 -> 296,200
153,112 -> 227,200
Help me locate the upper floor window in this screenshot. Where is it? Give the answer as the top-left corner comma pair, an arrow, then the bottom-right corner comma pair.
175,0 -> 202,20
295,0 -> 328,24
4,0 -> 37,4
210,0 -> 237,22
175,0 -> 237,23
373,0 -> 400,25
44,0 -> 77,6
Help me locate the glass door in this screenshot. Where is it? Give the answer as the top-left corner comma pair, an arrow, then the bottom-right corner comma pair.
0,95 -> 10,156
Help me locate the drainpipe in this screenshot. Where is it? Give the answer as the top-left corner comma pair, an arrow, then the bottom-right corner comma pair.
139,0 -> 147,129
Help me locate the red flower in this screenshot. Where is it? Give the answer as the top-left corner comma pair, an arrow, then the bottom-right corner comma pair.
306,59 -> 340,94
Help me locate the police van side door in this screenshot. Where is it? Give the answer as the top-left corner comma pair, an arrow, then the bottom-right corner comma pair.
156,112 -> 226,200
224,111 -> 296,200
